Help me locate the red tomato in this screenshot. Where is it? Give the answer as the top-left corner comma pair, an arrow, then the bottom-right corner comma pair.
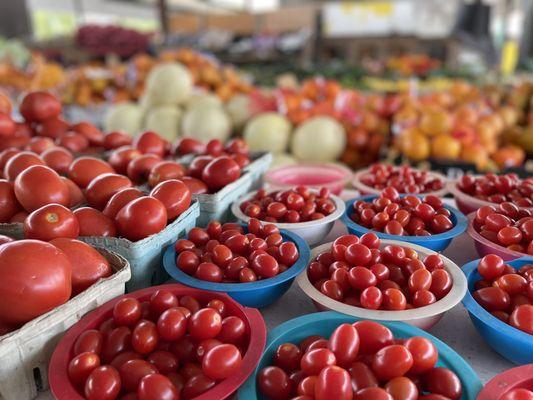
50,238 -> 112,295
146,351 -> 179,374
68,352 -> 100,387
201,156 -> 241,192
150,179 -> 191,220
103,187 -> 144,219
86,173 -> 132,209
372,345 -> 413,381
202,343 -> 242,379
315,365 -> 352,400
127,154 -> 161,183
157,307 -> 187,341
9,211 -> 28,223
188,155 -> 214,179
349,362 -> 379,391
113,297 -> 142,327
25,137 -> 55,154
257,366 -> 293,400
108,146 -> 142,174
74,330 -> 103,356
56,132 -> 90,153
115,197 -> 167,241
404,336 -> 437,374
24,204 -> 79,240
41,147 -> 73,174
103,131 -> 132,150
385,377 -> 418,400
274,343 -> 302,373
60,177 -> 84,208
0,148 -> 20,170
71,122 -> 104,146
477,254 -> 505,280
119,359 -> 159,392
500,389 -> 533,400
84,365 -> 121,400
135,131 -> 166,157
423,367 -> 462,400
14,165 -> 70,211
138,373 -> 180,400
37,118 -> 70,139
354,387 -> 393,400
132,320 -> 159,355
4,151 -> 45,181
173,137 -> 205,156
147,161 -> 186,188
509,304 -> 533,334
0,180 -> 20,222
110,350 -> 141,370
68,157 -> 115,188
181,176 -> 209,195
473,287 -> 511,311
328,323 -> 360,367
0,235 -> 14,245
300,348 -> 336,375
20,91 -> 61,122
0,240 -> 72,324
101,326 -> 132,363
217,316 -> 246,344
74,207 -> 117,237
188,308 -> 222,340
182,372 -> 216,398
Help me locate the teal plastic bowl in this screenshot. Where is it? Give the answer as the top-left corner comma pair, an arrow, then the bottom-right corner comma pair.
238,311 -> 483,400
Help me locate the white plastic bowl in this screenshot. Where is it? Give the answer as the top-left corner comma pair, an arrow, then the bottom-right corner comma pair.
296,239 -> 467,330
231,190 -> 346,246
352,167 -> 449,197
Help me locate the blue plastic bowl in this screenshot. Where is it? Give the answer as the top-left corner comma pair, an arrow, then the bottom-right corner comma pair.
341,194 -> 468,251
162,227 -> 311,308
462,256 -> 533,365
238,311 -> 483,400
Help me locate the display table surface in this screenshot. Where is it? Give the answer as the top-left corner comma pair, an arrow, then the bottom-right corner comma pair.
37,197 -> 516,399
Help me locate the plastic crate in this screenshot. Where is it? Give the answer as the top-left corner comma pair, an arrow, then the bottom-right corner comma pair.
244,152 -> 272,190
0,248 -> 130,400
80,201 -> 200,291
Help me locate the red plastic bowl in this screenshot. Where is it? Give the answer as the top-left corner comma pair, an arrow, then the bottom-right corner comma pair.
48,283 -> 266,400
264,163 -> 352,195
466,212 -> 528,261
477,365 -> 533,400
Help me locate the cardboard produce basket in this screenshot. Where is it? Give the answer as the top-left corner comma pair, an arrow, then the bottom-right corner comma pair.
0,248 -> 130,400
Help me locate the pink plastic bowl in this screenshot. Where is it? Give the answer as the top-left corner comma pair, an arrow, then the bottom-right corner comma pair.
466,213 -> 528,261
477,365 -> 533,400
449,179 -> 533,215
48,283 -> 266,400
352,167 -> 448,197
264,163 -> 352,195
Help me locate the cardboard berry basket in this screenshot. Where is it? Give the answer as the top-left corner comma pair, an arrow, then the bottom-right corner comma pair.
0,248 -> 130,400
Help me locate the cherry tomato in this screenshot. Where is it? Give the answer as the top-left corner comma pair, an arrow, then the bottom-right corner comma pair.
404,336 -> 437,374
473,287 -> 511,311
202,343 -> 242,380
354,387 -> 393,400
113,297 -> 142,327
352,320 -> 394,355
385,376 -> 418,400
257,366 -> 293,400
138,373 -> 179,400
68,352 -> 100,386
102,327 -> 132,363
182,373 -> 216,398
372,344 -> 413,381
132,320 -> 159,355
423,367 -> 462,400
274,343 -> 302,372
188,308 -> 222,340
157,307 -> 187,341
300,348 -> 336,375
328,323 -> 360,367
119,359 -> 159,392
315,365 -> 352,400
217,316 -> 246,344
500,388 -> 533,400
84,365 -> 121,400
349,362 -> 379,391
509,304 -> 533,334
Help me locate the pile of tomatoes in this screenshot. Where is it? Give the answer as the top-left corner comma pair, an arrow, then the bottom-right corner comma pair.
473,255 -> 532,335
308,233 -> 452,310
68,290 -> 247,399
473,203 -> 533,255
0,238 -> 113,335
240,187 -> 337,223
175,218 -> 300,283
457,173 -> 533,208
350,188 -> 454,236
258,320 -> 463,400
358,164 -> 444,194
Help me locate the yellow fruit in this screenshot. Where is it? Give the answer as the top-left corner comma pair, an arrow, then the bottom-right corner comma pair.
420,110 -> 452,136
431,134 -> 461,160
401,129 -> 430,161
492,145 -> 526,169
461,144 -> 489,170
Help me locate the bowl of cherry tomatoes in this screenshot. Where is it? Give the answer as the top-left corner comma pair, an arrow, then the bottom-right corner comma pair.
448,173 -> 533,216
341,189 -> 468,252
264,163 -> 352,195
231,187 -> 346,246
467,203 -> 533,261
461,255 -> 533,365
238,312 -> 483,400
163,219 -> 311,308
478,365 -> 533,400
352,164 -> 448,197
296,235 -> 467,330
49,283 -> 267,400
